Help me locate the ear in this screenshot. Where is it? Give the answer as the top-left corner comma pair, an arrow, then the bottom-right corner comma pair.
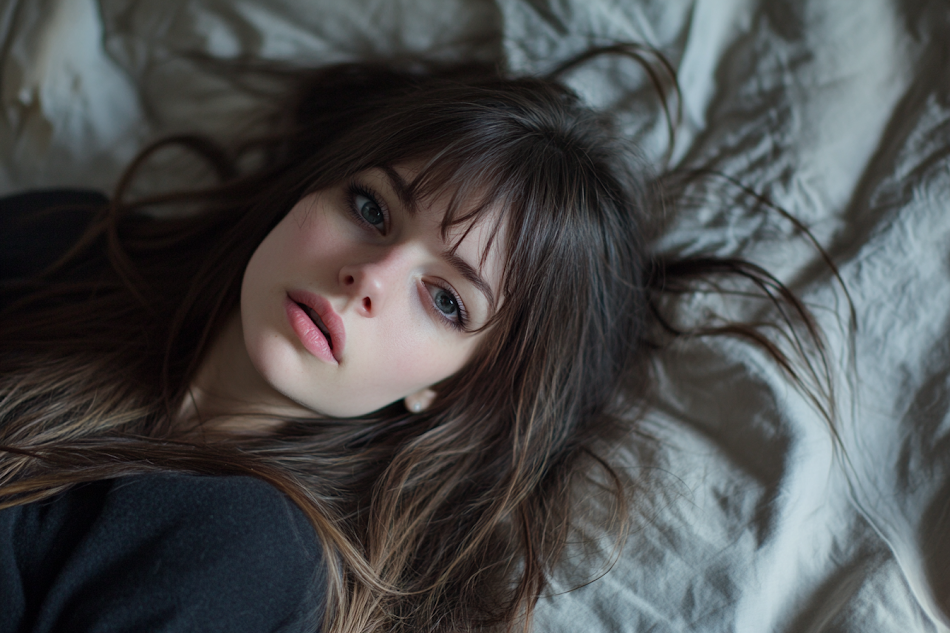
404,387 -> 437,413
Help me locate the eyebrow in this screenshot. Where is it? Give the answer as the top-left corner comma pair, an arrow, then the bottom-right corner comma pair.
380,166 -> 497,313
443,250 -> 497,313
381,165 -> 418,215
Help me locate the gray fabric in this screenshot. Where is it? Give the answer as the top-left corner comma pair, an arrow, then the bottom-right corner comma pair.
1,0 -> 948,630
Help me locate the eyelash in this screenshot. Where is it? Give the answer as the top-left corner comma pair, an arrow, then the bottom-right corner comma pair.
424,280 -> 469,332
346,183 -> 390,234
344,180 -> 470,332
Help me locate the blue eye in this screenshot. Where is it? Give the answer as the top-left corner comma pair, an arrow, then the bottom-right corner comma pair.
425,283 -> 466,330
354,193 -> 385,230
433,288 -> 458,316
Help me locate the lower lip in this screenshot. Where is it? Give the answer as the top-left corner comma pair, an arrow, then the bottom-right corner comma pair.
284,296 -> 337,364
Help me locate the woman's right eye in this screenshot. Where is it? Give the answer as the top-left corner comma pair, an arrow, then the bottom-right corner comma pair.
350,189 -> 387,233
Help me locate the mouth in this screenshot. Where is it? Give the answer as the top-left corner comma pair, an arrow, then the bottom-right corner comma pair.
284,291 -> 346,364
298,302 -> 332,349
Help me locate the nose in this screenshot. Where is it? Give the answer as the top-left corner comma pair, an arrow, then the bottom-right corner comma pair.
339,248 -> 405,317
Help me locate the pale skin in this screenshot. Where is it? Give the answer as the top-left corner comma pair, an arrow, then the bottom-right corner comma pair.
179,165 -> 504,432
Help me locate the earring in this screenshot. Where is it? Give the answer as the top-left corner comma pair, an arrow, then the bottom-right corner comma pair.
404,388 -> 436,414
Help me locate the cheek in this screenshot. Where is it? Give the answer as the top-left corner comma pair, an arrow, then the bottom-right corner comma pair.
249,202 -> 345,281
382,319 -> 479,393
275,206 -> 330,265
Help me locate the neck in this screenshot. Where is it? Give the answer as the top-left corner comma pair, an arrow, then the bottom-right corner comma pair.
178,310 -> 314,436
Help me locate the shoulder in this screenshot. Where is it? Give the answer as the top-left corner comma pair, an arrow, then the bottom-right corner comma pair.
1,473 -> 326,633
103,474 -> 324,579
104,472 -> 319,552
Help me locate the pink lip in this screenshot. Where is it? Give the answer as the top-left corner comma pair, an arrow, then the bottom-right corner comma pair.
284,290 -> 346,364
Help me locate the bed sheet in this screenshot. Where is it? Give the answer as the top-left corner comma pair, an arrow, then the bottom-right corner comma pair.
2,0 -> 949,631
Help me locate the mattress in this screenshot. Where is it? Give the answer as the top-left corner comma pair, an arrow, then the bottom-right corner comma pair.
2,0 -> 948,631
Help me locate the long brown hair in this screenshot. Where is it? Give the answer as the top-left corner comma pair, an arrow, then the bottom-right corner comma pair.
0,52 -> 836,632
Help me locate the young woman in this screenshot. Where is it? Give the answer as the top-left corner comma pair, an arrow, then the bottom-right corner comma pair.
0,56 -> 827,632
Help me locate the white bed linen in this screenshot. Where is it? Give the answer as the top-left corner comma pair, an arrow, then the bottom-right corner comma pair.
2,0 -> 948,631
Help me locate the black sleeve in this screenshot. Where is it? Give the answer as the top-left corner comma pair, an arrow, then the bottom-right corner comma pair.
0,474 -> 326,633
0,188 -> 107,283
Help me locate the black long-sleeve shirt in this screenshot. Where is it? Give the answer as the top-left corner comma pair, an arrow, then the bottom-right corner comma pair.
0,474 -> 325,632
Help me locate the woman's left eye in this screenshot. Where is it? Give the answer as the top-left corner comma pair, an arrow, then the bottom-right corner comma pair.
425,283 -> 466,329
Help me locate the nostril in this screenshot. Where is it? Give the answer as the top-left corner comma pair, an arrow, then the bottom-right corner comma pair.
343,275 -> 355,285
362,297 -> 372,311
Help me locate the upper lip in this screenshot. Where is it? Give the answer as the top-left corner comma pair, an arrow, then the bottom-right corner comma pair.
287,289 -> 346,362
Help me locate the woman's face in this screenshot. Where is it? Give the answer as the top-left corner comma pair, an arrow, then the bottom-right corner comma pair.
239,165 -> 503,417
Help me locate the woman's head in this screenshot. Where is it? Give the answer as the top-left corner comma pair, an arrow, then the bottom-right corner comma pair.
239,162 -> 507,418
232,61 -> 654,424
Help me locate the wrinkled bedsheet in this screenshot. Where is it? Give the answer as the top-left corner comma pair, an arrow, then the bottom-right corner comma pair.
2,0 -> 948,631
